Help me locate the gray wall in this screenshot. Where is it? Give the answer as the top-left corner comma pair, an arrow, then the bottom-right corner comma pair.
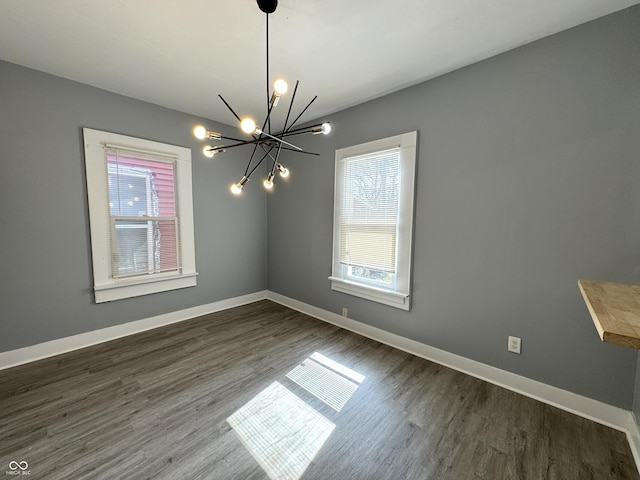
634,353 -> 640,427
0,60 -> 267,352
267,6 -> 640,408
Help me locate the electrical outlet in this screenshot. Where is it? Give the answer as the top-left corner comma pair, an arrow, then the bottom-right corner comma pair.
508,336 -> 521,354
342,307 -> 348,317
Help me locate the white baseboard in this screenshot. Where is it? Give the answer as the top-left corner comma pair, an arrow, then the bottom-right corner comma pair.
0,290 -> 268,371
266,291 -> 638,437
628,414 -> 640,475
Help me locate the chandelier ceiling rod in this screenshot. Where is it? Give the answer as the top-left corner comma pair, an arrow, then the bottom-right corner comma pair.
193,0 -> 332,194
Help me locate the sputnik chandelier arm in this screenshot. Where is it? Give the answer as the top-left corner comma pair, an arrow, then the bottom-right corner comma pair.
192,0 -> 331,195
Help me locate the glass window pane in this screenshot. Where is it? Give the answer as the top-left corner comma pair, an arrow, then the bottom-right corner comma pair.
113,219 -> 179,278
339,148 -> 400,283
114,221 -> 150,276
107,152 -> 176,217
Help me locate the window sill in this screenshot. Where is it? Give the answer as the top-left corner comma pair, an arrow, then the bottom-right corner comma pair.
94,272 -> 198,303
329,276 -> 410,311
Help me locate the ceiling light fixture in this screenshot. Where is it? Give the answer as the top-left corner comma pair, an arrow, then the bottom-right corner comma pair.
193,0 -> 331,195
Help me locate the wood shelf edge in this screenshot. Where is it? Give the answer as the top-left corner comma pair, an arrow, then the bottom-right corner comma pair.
578,280 -> 606,342
578,279 -> 640,350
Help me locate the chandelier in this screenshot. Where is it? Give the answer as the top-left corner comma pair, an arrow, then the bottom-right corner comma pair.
193,0 -> 332,194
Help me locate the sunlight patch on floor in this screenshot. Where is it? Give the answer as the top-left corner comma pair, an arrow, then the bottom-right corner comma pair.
310,352 -> 365,384
227,381 -> 335,480
286,356 -> 360,412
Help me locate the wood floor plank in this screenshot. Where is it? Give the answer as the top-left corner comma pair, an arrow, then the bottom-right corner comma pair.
0,300 -> 637,480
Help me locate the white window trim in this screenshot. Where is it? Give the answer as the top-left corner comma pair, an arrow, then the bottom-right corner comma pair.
83,128 -> 198,303
330,131 -> 417,311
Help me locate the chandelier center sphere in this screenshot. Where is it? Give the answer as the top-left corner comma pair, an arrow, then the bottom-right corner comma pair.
257,0 -> 278,14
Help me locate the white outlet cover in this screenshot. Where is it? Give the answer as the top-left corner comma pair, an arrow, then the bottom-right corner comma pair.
508,336 -> 521,354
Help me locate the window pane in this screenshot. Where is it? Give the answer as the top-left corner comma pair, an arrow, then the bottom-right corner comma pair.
107,152 -> 176,217
343,265 -> 395,285
107,150 -> 180,279
340,148 -> 400,275
114,221 -> 150,276
108,167 -> 150,216
340,224 -> 397,271
112,219 -> 179,278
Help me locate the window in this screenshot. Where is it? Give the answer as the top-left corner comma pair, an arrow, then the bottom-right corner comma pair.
83,128 -> 197,302
330,131 -> 417,310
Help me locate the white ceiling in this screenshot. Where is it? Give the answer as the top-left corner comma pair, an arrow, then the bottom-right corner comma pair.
1,0 -> 638,128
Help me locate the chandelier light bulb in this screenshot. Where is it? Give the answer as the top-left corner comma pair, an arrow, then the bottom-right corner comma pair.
203,146 -> 215,158
240,118 -> 257,134
263,172 -> 275,189
273,79 -> 288,95
230,175 -> 249,194
276,163 -> 289,178
193,125 -> 207,140
311,122 -> 332,135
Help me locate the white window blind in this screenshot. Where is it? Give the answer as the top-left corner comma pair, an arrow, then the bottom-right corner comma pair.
106,147 -> 181,278
338,147 -> 400,284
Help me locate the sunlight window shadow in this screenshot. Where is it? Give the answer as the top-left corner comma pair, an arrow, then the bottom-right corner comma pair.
227,381 -> 335,480
285,352 -> 365,412
310,352 -> 365,384
228,353 -> 365,479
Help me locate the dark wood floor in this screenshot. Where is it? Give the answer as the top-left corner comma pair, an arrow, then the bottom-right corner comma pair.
1,300 -> 638,479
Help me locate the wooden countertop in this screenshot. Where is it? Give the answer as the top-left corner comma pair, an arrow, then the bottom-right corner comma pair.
578,279 -> 640,349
